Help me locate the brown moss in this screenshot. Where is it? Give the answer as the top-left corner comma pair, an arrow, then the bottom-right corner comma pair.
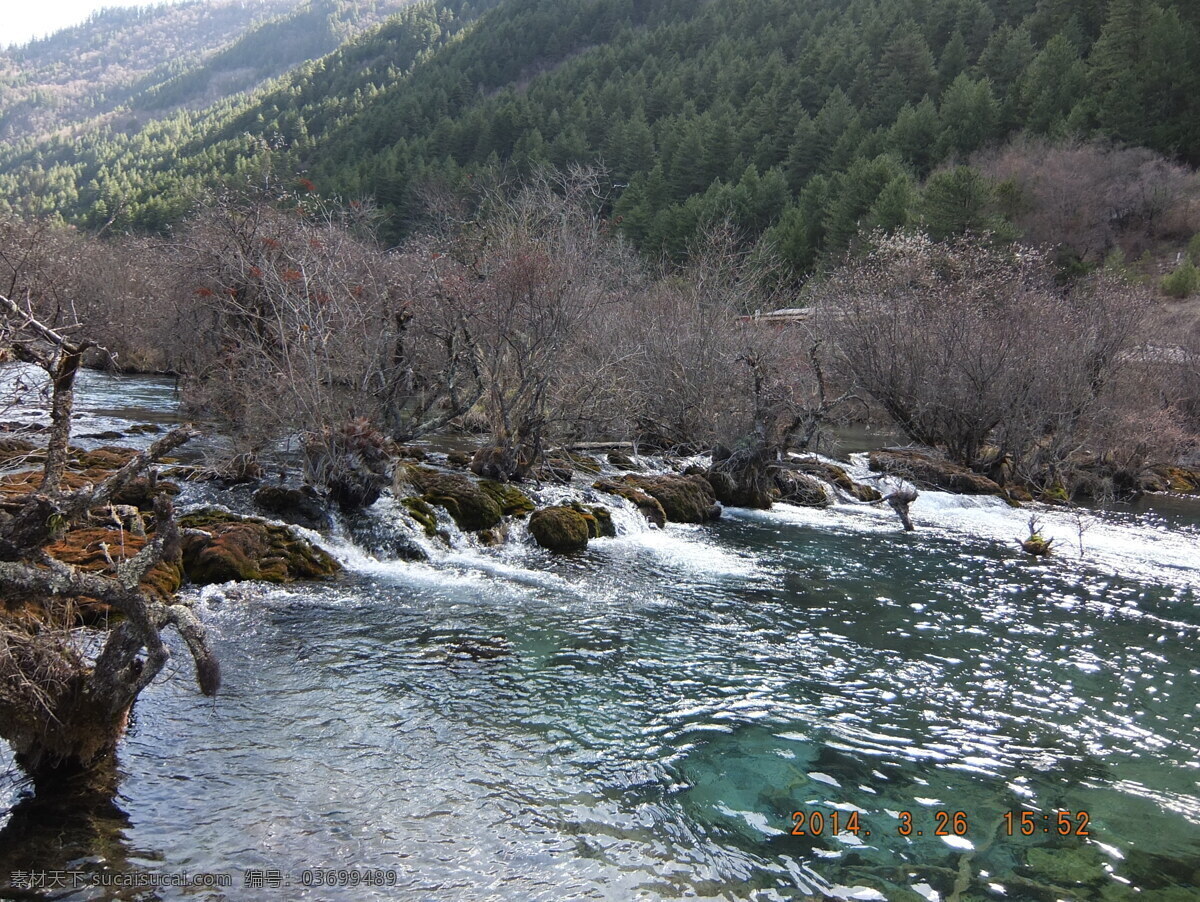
790,457 -> 882,502
46,527 -> 183,605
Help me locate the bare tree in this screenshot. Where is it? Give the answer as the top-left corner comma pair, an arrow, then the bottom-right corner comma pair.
977,137 -> 1200,263
0,294 -> 216,783
817,231 -> 1158,496
430,168 -> 630,479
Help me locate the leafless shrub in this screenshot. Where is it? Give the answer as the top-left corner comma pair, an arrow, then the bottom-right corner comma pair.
816,231 -> 1158,495
977,136 -> 1200,261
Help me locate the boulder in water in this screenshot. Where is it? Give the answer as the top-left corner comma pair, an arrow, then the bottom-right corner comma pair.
478,480 -> 535,517
775,471 -> 830,507
617,474 -> 721,523
869,449 -> 1008,498
529,506 -> 591,552
606,450 -> 638,471
592,479 -> 667,527
789,457 -> 881,502
395,465 -> 502,532
567,502 -> 616,538
253,485 -> 330,530
399,496 -> 440,536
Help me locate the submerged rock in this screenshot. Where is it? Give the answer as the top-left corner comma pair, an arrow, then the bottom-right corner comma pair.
1023,845 -> 1107,888
529,506 -> 591,552
616,474 -> 721,523
178,509 -> 340,584
448,635 -> 513,661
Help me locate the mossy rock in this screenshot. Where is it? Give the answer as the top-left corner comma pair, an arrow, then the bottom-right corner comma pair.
567,502 -> 616,538
563,452 -> 603,474
1005,484 -> 1034,503
593,479 -> 667,527
618,474 -> 721,523
791,457 -> 882,502
445,450 -> 473,468
399,496 -> 439,536
71,446 -> 139,470
43,526 -> 184,615
253,485 -> 330,529
607,450 -> 638,471
706,467 -> 775,508
479,480 -> 535,517
776,471 -> 830,507
528,506 -> 590,552
869,449 -> 1006,497
395,466 -> 502,532
1038,482 -> 1071,505
1024,846 -> 1107,887
1147,465 -> 1200,494
1021,534 -> 1053,556
0,436 -> 36,467
478,524 -> 509,547
178,509 -> 340,585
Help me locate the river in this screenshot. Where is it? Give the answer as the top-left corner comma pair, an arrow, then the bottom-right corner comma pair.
1,371 -> 1197,901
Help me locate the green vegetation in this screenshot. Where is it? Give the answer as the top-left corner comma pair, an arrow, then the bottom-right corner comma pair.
2,0 -> 1199,272
1162,261 -> 1200,298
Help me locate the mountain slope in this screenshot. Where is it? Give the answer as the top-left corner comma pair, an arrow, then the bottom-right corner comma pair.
2,0 -> 1198,269
0,1 -> 292,142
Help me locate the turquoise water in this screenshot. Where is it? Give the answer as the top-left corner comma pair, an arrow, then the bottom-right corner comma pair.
1,372 -> 1199,901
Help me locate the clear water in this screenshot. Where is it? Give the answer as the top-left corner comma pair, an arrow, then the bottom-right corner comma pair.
1,371 -> 1198,901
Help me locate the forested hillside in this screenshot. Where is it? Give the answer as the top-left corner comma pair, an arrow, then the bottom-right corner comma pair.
0,1 -> 291,142
2,0 -> 1198,274
0,0 -> 419,151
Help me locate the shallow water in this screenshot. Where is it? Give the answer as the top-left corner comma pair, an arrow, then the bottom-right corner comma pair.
1,371 -> 1199,901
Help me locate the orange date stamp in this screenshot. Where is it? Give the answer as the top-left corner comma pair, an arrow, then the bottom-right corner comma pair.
789,809 -> 1091,838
